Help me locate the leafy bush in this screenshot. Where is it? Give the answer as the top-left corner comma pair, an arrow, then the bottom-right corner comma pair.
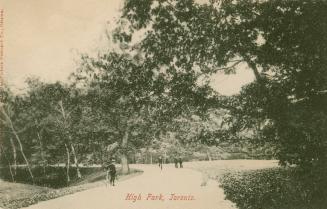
219,167 -> 327,209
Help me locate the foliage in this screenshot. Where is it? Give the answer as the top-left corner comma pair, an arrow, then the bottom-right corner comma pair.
220,167 -> 327,209
116,0 -> 327,168
1,0 -> 326,188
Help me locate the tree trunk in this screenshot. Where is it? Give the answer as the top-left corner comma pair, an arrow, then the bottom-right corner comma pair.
1,107 -> 34,183
37,132 -> 46,175
9,137 -> 17,176
7,161 -> 15,182
164,151 -> 167,164
64,143 -> 71,183
70,143 -> 82,178
150,153 -> 153,164
121,153 -> 129,174
12,129 -> 34,183
206,150 -> 212,161
58,101 -> 81,178
120,129 -> 130,174
244,56 -> 262,82
0,147 -> 15,182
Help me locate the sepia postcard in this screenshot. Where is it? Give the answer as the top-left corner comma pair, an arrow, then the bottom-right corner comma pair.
0,0 -> 326,209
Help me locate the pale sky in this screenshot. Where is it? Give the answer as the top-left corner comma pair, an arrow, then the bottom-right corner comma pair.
1,0 -> 254,95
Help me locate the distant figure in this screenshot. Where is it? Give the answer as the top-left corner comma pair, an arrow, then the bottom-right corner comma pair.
174,157 -> 178,168
178,157 -> 183,168
158,156 -> 163,170
105,159 -> 117,186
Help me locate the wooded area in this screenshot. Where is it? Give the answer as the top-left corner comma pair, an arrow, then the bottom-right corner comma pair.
0,0 -> 326,186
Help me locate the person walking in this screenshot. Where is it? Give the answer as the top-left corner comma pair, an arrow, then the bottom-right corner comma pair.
105,159 -> 117,186
178,157 -> 183,168
174,157 -> 179,168
158,156 -> 163,170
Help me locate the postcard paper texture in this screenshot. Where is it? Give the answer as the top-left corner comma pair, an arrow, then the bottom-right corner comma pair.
0,1 -> 326,209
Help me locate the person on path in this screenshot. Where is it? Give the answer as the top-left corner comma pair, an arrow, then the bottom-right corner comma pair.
158,156 -> 163,170
178,157 -> 183,168
174,157 -> 179,168
105,159 -> 117,186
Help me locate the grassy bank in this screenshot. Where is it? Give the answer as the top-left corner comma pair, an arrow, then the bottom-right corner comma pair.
0,166 -> 106,188
0,167 -> 142,209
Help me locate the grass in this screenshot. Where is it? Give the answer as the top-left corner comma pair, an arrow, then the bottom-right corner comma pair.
0,166 -> 105,188
0,167 -> 143,209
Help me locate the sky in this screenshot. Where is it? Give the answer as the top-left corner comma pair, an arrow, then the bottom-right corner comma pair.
1,0 -> 254,95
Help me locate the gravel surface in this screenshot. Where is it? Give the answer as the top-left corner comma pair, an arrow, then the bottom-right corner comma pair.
22,163 -> 237,209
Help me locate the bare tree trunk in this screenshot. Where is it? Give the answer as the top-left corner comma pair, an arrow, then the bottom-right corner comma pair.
7,161 -> 14,182
0,147 -> 15,182
206,150 -> 212,161
121,129 -> 130,174
150,153 -> 153,164
121,153 -> 129,174
70,143 -> 81,178
1,107 -> 34,183
64,143 -> 71,183
37,132 -> 46,175
15,131 -> 34,183
164,151 -> 167,164
100,142 -> 105,165
9,137 -> 17,176
58,101 -> 81,178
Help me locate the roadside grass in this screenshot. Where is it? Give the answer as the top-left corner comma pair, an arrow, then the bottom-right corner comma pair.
0,166 -> 104,188
0,168 -> 143,209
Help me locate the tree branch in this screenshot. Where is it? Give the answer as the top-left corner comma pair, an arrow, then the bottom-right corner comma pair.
243,56 -> 262,81
213,60 -> 244,72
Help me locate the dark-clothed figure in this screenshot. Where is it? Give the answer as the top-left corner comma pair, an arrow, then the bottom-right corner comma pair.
178,157 -> 183,168
105,159 -> 117,186
174,157 -> 178,168
158,156 -> 163,170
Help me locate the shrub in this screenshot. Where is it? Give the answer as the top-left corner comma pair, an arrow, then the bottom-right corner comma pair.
219,167 -> 327,209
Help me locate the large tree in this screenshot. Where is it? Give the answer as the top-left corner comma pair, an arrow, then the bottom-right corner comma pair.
115,0 -> 327,167
72,47 -> 216,173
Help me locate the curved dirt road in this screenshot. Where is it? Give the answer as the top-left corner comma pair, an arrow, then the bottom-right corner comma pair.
23,164 -> 236,209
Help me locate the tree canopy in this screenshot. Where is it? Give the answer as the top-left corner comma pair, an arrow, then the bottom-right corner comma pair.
117,0 -> 327,167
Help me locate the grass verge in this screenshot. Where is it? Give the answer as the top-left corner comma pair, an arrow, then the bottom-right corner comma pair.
0,168 -> 143,209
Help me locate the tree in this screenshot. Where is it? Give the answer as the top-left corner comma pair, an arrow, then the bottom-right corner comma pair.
24,79 -> 85,180
72,52 -> 155,174
0,87 -> 35,183
72,45 -> 216,173
116,0 -> 327,167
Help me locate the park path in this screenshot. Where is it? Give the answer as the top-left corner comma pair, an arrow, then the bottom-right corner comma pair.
22,164 -> 236,209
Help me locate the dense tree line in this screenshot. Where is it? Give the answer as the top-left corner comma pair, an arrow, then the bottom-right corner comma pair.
0,52 -> 220,182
